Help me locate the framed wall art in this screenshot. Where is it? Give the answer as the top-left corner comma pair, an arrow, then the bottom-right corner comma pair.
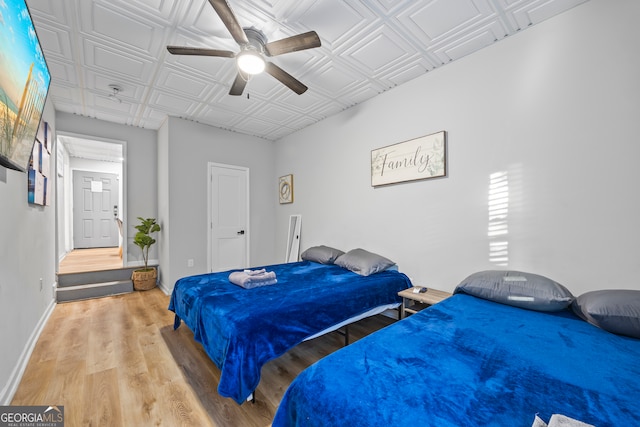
27,121 -> 52,205
371,130 -> 447,187
279,174 -> 293,204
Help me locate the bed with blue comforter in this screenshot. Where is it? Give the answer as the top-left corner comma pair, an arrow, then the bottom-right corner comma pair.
168,260 -> 411,404
273,293 -> 640,426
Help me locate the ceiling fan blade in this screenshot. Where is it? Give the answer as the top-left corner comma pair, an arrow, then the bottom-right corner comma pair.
265,62 -> 307,95
167,46 -> 235,58
208,0 -> 249,46
229,71 -> 249,96
265,31 -> 321,57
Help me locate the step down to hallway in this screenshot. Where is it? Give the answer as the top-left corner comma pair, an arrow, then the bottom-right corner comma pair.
56,265 -> 157,302
57,280 -> 132,303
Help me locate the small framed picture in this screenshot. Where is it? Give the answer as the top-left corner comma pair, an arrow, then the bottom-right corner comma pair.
279,174 -> 293,204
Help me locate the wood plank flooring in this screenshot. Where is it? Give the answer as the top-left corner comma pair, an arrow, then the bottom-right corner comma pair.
59,247 -> 122,274
12,288 -> 396,427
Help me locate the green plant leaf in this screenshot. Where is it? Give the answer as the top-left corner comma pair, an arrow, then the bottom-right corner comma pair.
132,217 -> 161,270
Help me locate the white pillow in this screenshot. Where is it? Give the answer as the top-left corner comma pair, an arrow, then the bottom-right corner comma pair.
532,414 -> 595,427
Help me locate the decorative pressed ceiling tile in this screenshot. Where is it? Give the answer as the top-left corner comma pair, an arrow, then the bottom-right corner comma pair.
28,0 -> 589,140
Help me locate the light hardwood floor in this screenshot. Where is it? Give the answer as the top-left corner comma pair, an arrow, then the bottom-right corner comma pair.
12,288 -> 395,426
59,247 -> 123,274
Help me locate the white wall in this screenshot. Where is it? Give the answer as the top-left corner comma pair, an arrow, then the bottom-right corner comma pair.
159,117 -> 277,291
275,0 -> 640,296
0,101 -> 56,403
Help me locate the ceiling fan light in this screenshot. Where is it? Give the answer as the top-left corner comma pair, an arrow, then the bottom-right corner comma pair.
237,50 -> 265,75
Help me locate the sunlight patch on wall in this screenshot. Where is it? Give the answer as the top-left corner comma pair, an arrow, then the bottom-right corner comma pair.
488,171 -> 509,266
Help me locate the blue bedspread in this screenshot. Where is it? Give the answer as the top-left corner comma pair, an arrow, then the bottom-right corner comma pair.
273,294 -> 640,426
168,260 -> 411,404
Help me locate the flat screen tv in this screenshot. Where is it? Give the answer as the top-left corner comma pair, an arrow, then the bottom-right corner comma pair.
0,0 -> 51,172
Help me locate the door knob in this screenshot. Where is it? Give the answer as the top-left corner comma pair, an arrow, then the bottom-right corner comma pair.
237,230 -> 245,235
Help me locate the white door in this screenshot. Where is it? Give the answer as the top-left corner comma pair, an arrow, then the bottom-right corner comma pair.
208,163 -> 250,272
72,170 -> 120,248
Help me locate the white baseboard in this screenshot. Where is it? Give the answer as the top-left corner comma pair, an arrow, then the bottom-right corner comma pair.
157,280 -> 172,296
0,298 -> 56,405
126,258 -> 159,269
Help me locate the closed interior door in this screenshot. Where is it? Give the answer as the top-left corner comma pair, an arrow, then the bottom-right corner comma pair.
72,170 -> 119,248
209,163 -> 249,272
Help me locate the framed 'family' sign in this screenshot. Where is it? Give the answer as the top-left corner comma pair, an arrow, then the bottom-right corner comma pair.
371,131 -> 447,187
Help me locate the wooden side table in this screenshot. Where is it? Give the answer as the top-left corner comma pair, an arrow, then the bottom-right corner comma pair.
398,287 -> 452,319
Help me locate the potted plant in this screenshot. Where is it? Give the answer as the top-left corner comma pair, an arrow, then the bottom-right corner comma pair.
132,217 -> 161,291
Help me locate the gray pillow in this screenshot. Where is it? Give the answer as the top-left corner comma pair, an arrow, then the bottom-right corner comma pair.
334,248 -> 396,276
300,245 -> 345,264
571,290 -> 640,339
453,270 -> 574,312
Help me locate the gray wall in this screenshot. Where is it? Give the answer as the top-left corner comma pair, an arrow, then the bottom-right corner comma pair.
0,101 -> 56,404
158,116 -> 277,291
275,0 -> 640,296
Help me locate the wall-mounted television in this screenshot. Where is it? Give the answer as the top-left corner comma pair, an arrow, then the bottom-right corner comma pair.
0,0 -> 51,172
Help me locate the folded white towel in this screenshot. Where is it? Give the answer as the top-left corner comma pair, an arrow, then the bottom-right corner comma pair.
532,415 -> 595,427
229,270 -> 277,289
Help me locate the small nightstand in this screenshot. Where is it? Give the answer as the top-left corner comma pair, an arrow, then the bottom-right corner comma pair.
398,287 -> 452,319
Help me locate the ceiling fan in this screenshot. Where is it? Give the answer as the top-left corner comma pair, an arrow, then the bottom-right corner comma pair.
167,0 -> 321,96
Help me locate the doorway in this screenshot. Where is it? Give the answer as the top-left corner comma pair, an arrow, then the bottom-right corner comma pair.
57,133 -> 126,274
208,162 -> 250,272
72,170 -> 120,248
